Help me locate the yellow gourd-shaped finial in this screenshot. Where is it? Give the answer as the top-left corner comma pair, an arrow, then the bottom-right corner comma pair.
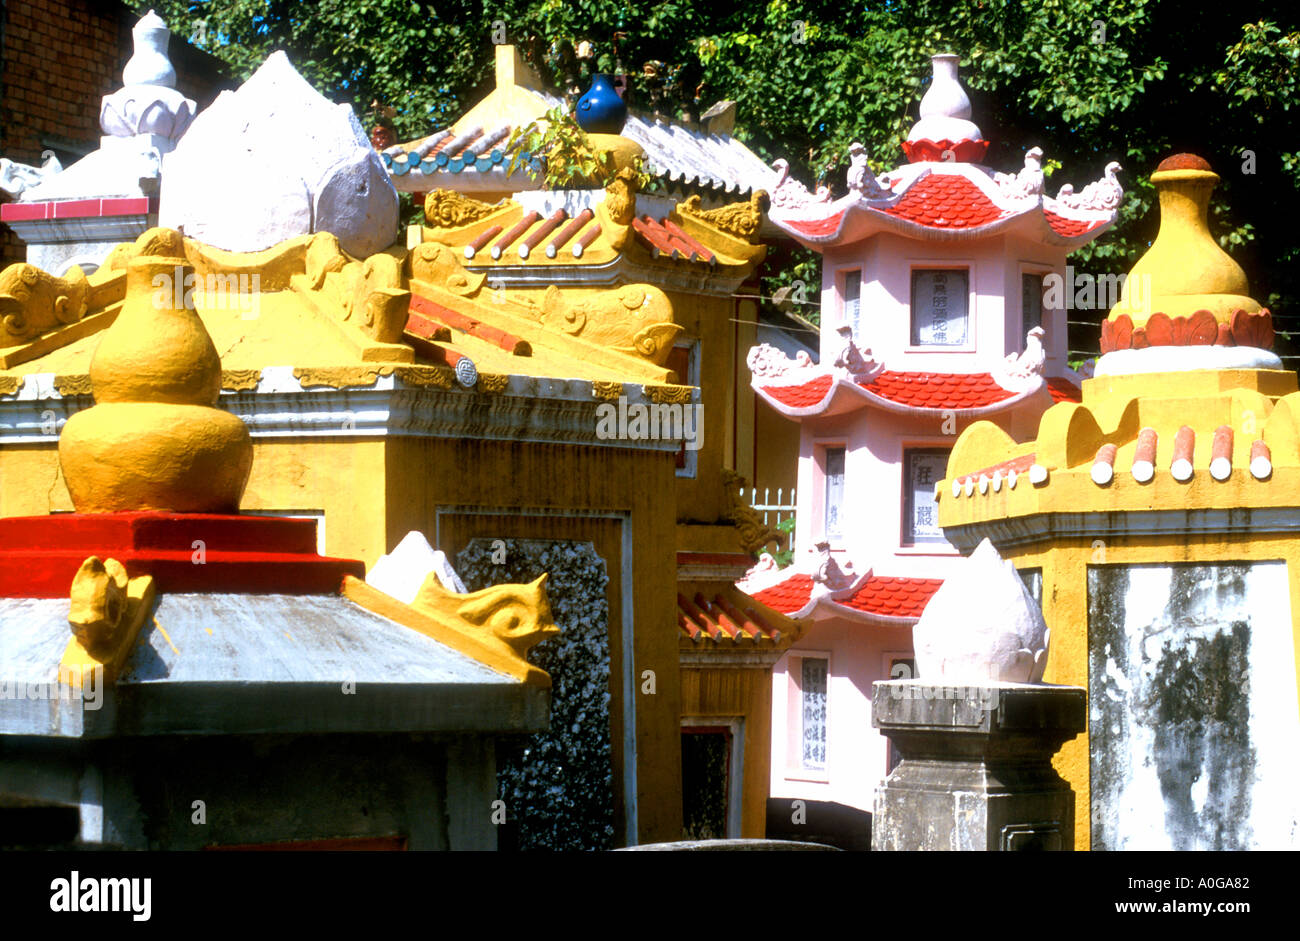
58,228 -> 253,513
1110,153 -> 1261,327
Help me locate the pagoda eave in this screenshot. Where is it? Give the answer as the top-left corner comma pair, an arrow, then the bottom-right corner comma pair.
752,372 -> 1046,421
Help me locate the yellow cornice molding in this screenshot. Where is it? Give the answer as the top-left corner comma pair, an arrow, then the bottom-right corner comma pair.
221,368 -> 263,392
643,383 -> 693,404
52,374 -> 93,396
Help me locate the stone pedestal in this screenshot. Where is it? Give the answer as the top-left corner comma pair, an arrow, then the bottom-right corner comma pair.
871,681 -> 1084,851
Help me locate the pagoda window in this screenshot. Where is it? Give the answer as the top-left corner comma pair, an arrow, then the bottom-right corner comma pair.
840,269 -> 862,337
910,269 -> 969,347
1018,566 -> 1043,608
666,340 -> 700,478
822,446 -> 846,543
901,447 -> 950,545
799,657 -> 829,772
1022,272 -> 1045,334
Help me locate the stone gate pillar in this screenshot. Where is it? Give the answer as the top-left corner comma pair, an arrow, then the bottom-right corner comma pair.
871,681 -> 1084,851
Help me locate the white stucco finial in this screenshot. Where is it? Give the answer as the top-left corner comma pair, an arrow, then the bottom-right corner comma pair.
123,9 -> 177,89
99,9 -> 195,140
906,53 -> 983,145
912,538 -> 1050,683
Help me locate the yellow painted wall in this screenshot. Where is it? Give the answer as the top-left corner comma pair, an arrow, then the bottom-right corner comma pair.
752,401 -> 801,498
680,665 -> 775,838
670,290 -> 741,524
382,436 -> 683,845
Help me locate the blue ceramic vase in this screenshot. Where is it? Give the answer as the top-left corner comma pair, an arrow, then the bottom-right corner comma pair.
575,74 -> 627,134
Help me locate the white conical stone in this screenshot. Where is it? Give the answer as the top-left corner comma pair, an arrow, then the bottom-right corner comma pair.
366,531 -> 466,603
912,538 -> 1049,684
160,51 -> 398,256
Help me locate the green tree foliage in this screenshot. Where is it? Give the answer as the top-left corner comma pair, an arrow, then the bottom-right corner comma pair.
145,0 -> 1300,360
503,106 -> 651,188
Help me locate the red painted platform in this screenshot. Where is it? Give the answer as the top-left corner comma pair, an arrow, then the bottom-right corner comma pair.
0,513 -> 364,597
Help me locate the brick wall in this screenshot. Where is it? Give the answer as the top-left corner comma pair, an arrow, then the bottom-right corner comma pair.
1,0 -> 230,267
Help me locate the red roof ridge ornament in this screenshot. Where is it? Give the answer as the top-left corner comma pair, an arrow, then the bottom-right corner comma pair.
901,54 -> 988,165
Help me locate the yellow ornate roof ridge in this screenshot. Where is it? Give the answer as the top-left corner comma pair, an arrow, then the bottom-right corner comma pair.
341,575 -> 552,686
939,370 -> 1300,530
1,225 -> 703,388
418,181 -> 767,269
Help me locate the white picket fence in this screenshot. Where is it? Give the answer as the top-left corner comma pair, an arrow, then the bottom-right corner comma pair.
743,486 -> 797,527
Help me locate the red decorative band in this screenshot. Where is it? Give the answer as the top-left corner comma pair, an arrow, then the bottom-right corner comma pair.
1100,308 -> 1274,352
900,138 -> 990,164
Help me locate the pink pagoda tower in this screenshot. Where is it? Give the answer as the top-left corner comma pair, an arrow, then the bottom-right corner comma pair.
740,54 -> 1123,821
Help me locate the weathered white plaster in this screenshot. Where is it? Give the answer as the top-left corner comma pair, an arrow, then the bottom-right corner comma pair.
159,51 -> 398,257
1091,561 -> 1300,850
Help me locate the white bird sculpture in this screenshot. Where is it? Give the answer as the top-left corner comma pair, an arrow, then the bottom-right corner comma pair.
1006,326 -> 1047,377
994,146 -> 1045,199
846,142 -> 886,198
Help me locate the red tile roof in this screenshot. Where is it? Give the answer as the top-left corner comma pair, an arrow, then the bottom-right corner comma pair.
408,295 -> 531,355
759,374 -> 833,408
781,210 -> 848,238
836,575 -> 943,619
1046,376 -> 1082,403
632,215 -> 715,262
863,371 -> 1016,409
677,591 -> 787,642
758,371 -> 1026,413
882,173 -> 1011,229
749,572 -> 814,615
1043,209 -> 1105,238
